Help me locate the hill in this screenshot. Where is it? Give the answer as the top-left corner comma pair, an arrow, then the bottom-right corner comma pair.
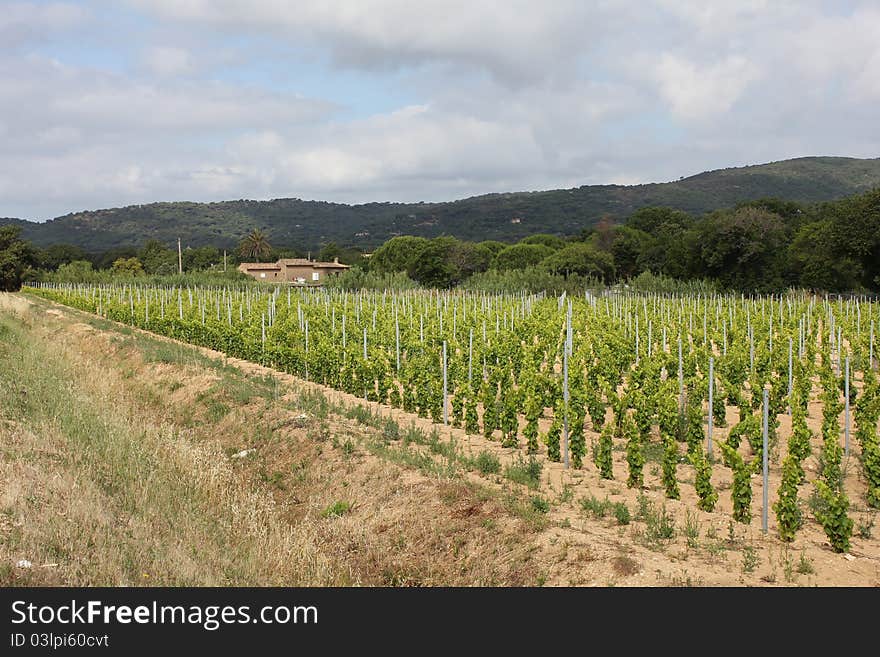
5,156 -> 880,251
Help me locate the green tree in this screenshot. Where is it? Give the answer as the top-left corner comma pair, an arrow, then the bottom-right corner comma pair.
492,243 -> 554,271
611,226 -> 654,280
139,240 -> 177,274
520,233 -> 565,250
408,237 -> 458,288
111,257 -> 145,276
369,236 -> 429,274
541,242 -> 615,281
317,242 -> 341,262
37,243 -> 89,270
0,226 -> 34,291
789,220 -> 860,291
695,207 -> 787,291
53,260 -> 96,283
237,229 -> 273,263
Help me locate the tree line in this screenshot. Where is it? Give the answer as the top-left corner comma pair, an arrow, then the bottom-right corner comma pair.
1,187 -> 878,293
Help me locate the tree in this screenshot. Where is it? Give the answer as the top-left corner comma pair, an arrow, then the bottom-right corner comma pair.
789,220 -> 860,291
520,234 -> 565,250
37,244 -> 89,270
111,257 -> 145,276
369,236 -> 429,274
611,226 -> 654,280
54,260 -> 96,283
139,240 -> 177,275
447,240 -> 492,281
695,207 -> 787,291
825,188 -> 880,290
407,237 -> 458,288
492,243 -> 554,270
237,229 -> 273,262
317,241 -> 341,262
183,246 -> 221,271
0,226 -> 34,291
541,242 -> 615,281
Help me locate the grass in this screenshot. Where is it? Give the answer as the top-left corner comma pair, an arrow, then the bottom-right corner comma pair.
474,451 -> 502,475
0,309 -> 344,586
321,501 -> 352,518
581,494 -> 612,518
741,545 -> 760,574
504,455 -> 543,489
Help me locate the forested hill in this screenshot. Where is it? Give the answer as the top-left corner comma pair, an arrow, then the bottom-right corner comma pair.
6,156 -> 880,251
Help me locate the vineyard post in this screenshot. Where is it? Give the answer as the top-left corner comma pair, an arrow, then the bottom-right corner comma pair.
871,320 -> 875,369
762,388 -> 769,534
708,356 -> 713,460
305,320 -> 309,381
836,327 -> 842,377
635,314 -> 639,365
678,336 -> 683,412
442,341 -> 448,426
788,337 -> 793,415
749,325 -> 754,373
468,329 -> 473,387
845,356 -> 850,457
562,304 -> 571,469
395,317 -> 400,372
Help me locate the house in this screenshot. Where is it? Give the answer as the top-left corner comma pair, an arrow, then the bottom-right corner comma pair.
238,257 -> 350,285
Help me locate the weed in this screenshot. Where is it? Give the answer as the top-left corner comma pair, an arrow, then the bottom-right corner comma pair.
613,502 -> 631,526
645,503 -> 676,542
684,509 -> 700,548
504,455 -> 543,489
580,494 -> 612,518
321,501 -> 351,518
741,545 -> 759,574
559,484 -> 574,504
857,510 -> 876,539
796,551 -> 815,575
341,438 -> 355,456
530,496 -> 550,514
474,451 -> 501,475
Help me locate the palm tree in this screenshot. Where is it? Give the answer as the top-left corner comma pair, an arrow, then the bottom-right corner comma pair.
238,228 -> 273,262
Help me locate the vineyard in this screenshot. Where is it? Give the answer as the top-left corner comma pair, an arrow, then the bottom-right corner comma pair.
23,282 -> 880,555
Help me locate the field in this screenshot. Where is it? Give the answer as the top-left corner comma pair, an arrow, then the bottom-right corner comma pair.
3,284 -> 880,586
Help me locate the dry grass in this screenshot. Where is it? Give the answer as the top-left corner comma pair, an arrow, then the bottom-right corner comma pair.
0,294 -> 551,586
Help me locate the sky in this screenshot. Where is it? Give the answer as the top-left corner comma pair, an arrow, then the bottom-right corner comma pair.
2,1 -> 880,221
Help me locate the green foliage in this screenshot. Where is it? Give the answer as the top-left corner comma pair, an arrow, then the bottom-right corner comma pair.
722,443 -> 752,524
690,447 -> 718,512
474,451 -> 501,475
505,455 -> 543,489
661,433 -> 680,500
594,423 -> 614,479
814,480 -> 854,553
321,500 -> 351,518
0,226 -> 35,291
624,415 -> 645,489
492,243 -> 554,271
544,416 -> 561,463
774,455 -> 803,542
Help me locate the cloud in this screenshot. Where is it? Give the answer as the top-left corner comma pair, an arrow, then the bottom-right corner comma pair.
140,46 -> 196,77
0,2 -> 89,51
651,53 -> 761,121
3,1 -> 880,221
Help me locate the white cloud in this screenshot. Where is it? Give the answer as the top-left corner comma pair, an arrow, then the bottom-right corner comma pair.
3,1 -> 880,221
141,46 -> 196,77
651,53 -> 761,121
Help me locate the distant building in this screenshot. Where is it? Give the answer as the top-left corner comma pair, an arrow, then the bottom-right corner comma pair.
238,257 -> 350,285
